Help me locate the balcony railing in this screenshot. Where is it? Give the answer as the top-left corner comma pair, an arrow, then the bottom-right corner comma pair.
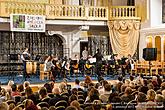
0,1 -> 140,20
109,6 -> 140,20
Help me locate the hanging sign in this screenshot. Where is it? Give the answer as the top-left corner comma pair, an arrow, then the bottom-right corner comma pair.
10,14 -> 45,32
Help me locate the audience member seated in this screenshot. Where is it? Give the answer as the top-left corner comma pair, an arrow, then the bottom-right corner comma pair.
49,87 -> 65,106
39,87 -> 50,103
25,86 -> 37,105
120,87 -> 134,103
70,100 -> 83,110
11,84 -> 21,97
99,83 -> 112,103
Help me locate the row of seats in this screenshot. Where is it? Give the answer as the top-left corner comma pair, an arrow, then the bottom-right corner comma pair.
131,61 -> 165,75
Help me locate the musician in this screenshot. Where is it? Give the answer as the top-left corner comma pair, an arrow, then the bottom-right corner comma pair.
72,54 -> 79,74
82,46 -> 88,60
93,49 -> 103,77
125,54 -> 135,73
61,56 -> 69,78
43,56 -> 55,81
21,48 -> 31,81
51,57 -> 61,80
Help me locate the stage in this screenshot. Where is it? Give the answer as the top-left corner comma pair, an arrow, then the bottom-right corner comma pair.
0,72 -> 130,85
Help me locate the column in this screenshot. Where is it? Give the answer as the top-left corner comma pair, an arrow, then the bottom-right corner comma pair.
161,35 -> 164,62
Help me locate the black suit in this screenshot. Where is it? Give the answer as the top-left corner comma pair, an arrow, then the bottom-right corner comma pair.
93,51 -> 103,76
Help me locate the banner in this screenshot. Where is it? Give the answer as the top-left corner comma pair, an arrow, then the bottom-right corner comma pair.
10,14 -> 45,32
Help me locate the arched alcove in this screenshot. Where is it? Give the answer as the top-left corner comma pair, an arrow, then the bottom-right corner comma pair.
146,36 -> 153,48
155,36 -> 161,61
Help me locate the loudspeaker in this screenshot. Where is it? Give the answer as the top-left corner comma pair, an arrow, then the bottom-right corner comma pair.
143,48 -> 157,61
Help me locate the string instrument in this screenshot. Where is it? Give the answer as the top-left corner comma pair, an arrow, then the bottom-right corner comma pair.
73,63 -> 79,70
85,64 -> 92,69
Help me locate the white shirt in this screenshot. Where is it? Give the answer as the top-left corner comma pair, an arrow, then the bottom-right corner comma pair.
82,50 -> 88,60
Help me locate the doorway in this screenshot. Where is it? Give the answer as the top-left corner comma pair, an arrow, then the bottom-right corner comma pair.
80,41 -> 88,58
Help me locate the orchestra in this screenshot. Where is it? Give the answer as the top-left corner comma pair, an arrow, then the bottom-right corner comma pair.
20,47 -> 135,81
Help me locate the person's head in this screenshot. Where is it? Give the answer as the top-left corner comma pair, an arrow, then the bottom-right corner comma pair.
129,75 -> 134,81
162,89 -> 165,98
17,84 -> 24,92
11,84 -> 17,92
24,99 -> 34,109
8,80 -> 14,87
39,87 -> 47,99
25,48 -> 28,52
75,79 -> 80,85
59,82 -> 67,92
124,87 -> 132,95
70,100 -> 81,110
24,81 -> 30,88
25,86 -> 33,97
52,87 -> 60,94
118,75 -> 123,82
71,88 -> 78,95
108,92 -> 119,103
8,103 -> 15,110
161,82 -> 165,90
65,106 -> 78,110
43,83 -> 52,93
0,102 -> 9,110
155,94 -> 164,102
137,92 -> 146,102
69,94 -> 78,103
85,76 -> 92,84
147,89 -> 156,101
104,84 -> 111,92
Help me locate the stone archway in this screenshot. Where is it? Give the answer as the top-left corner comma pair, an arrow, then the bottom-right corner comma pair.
47,34 -> 66,58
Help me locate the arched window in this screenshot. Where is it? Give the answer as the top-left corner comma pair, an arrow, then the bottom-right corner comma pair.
127,0 -> 135,6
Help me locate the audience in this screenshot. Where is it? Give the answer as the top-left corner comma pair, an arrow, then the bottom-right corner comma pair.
0,73 -> 165,110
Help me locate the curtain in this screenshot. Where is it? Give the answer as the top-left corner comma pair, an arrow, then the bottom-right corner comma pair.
108,20 -> 140,58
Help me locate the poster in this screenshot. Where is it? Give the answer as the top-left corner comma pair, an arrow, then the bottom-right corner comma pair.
10,14 -> 45,32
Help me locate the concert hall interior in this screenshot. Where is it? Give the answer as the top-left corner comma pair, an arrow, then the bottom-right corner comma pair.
0,0 -> 165,110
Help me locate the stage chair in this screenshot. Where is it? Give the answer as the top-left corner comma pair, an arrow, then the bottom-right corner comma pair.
40,64 -> 51,80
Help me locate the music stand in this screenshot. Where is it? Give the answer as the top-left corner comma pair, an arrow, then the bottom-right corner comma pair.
9,54 -> 18,61
35,55 -> 41,61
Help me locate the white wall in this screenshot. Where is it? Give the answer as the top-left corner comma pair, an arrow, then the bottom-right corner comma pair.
150,0 -> 162,27
112,0 -> 127,6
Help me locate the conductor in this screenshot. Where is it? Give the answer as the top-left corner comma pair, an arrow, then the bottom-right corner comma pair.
93,49 -> 103,77
21,48 -> 30,81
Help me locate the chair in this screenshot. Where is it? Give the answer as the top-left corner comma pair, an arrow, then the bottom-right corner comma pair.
61,95 -> 68,102
41,97 -> 50,103
55,100 -> 68,108
37,102 -> 49,108
40,64 -> 50,80
55,106 -> 65,110
14,95 -> 22,104
48,93 -> 54,98
6,100 -> 15,105
78,91 -> 84,95
78,99 -> 84,104
17,104 -> 24,109
60,92 -> 69,97
78,95 -> 84,100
